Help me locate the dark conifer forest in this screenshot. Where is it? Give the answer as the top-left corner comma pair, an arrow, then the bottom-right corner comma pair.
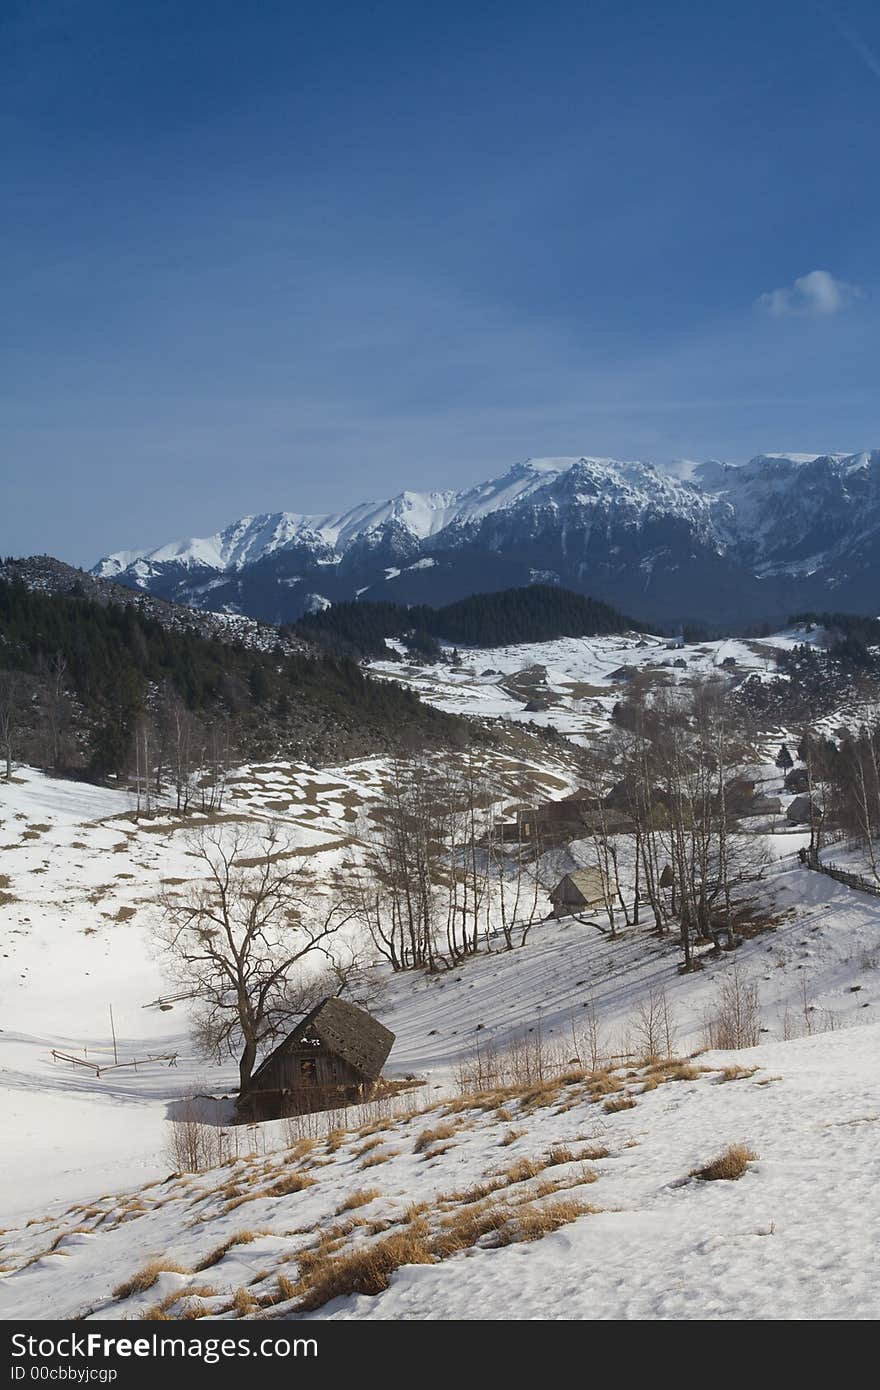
296,585 -> 634,659
0,579 -> 463,774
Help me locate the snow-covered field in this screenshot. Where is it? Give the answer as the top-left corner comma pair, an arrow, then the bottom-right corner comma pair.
2,1025 -> 878,1320
0,748 -> 578,1224
369,627 -> 818,740
3,623 -> 880,1320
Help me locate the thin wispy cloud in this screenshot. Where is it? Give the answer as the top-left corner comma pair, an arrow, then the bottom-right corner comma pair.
758,269 -> 862,318
819,4 -> 880,81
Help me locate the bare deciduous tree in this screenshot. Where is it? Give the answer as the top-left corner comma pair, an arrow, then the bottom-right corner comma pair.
0,670 -> 26,779
702,964 -> 760,1050
156,824 -> 352,1091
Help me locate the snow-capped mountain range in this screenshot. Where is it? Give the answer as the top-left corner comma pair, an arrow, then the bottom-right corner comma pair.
93,452 -> 880,625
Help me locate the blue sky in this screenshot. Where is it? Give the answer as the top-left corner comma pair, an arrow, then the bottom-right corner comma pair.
3,0 -> 880,565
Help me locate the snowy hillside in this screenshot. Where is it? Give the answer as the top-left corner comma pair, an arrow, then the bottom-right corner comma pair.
369,626 -> 826,741
3,741 -> 880,1250
2,1024 -> 879,1320
4,617 -> 880,1321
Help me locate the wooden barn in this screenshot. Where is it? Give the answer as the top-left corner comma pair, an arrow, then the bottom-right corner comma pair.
237,997 -> 395,1121
786,794 -> 818,826
549,869 -> 607,918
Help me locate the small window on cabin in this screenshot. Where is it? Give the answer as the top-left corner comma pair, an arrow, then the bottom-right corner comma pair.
300,1059 -> 317,1083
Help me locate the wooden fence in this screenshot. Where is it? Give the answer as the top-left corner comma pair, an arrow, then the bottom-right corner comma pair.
804,849 -> 880,898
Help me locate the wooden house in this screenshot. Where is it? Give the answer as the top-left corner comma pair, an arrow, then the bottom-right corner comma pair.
513,795 -> 629,843
784,766 -> 810,794
786,794 -> 818,825
549,869 -> 607,918
237,997 -> 395,1121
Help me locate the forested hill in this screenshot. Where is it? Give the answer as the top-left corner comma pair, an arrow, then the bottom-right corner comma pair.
0,578 -> 464,775
295,585 -> 636,659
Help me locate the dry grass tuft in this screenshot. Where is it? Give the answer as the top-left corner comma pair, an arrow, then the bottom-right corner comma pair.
354,1137 -> 383,1157
296,1228 -> 434,1311
143,1284 -> 217,1319
658,1063 -> 702,1082
430,1204 -> 511,1258
438,1178 -> 504,1207
194,1230 -> 258,1272
717,1066 -> 758,1083
587,1073 -> 624,1098
499,1128 -> 524,1147
361,1149 -> 399,1169
432,1193 -> 593,1258
336,1188 -> 381,1214
603,1095 -> 636,1114
268,1172 -> 316,1197
691,1144 -> 757,1182
501,1156 -> 546,1185
413,1123 -> 457,1154
232,1287 -> 259,1316
222,1192 -> 263,1214
510,1199 -> 595,1242
545,1146 -> 579,1167
275,1273 -> 298,1302
286,1137 -> 318,1162
179,1299 -> 211,1320
531,1167 -> 598,1197
420,1141 -> 455,1161
577,1144 -> 611,1161
518,1079 -> 565,1111
113,1259 -> 188,1299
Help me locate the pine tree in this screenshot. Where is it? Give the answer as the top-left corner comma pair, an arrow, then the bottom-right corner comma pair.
776,743 -> 794,773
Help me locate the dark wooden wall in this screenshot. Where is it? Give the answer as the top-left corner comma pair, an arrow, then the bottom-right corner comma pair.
255,1047 -> 364,1094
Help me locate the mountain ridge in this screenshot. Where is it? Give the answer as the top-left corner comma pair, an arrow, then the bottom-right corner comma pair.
92,451 -> 880,625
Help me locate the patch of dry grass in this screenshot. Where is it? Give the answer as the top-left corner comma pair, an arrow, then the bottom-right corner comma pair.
603,1095 -> 636,1114
648,1060 -> 703,1083
268,1172 -> 316,1197
576,1143 -> 611,1160
194,1230 -> 258,1272
113,1259 -> 189,1299
354,1137 -> 383,1157
231,1287 -> 259,1316
143,1284 -> 217,1319
296,1228 -> 434,1311
545,1146 -> 579,1167
285,1137 -> 318,1163
510,1199 -> 596,1241
499,1128 -> 524,1147
530,1167 -> 598,1198
404,1201 -> 430,1221
430,1204 -> 511,1258
586,1072 -> 625,1098
413,1123 -> 458,1154
691,1144 -> 757,1182
361,1149 -> 399,1169
336,1188 -> 381,1214
275,1272 -> 298,1303
501,1156 -> 546,1184
717,1066 -> 759,1083
420,1140 -> 456,1161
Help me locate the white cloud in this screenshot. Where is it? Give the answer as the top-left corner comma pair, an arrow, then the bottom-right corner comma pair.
758,269 -> 862,318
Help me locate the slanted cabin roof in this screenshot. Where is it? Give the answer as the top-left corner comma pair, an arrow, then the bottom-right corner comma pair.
246,997 -> 394,1093
551,869 -> 605,903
